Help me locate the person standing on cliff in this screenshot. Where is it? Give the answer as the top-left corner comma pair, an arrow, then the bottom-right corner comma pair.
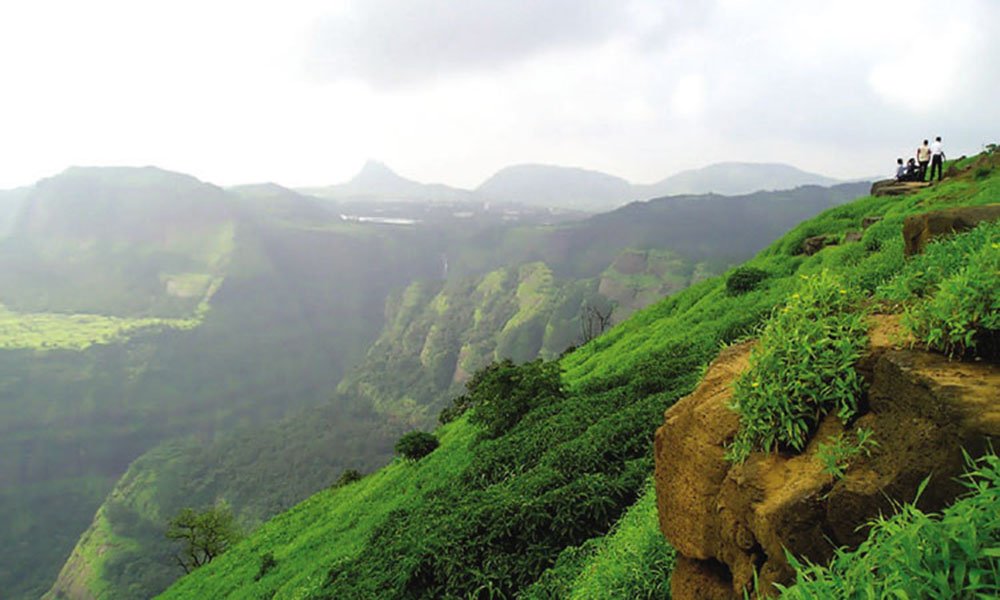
916,139 -> 931,181
929,136 -> 945,182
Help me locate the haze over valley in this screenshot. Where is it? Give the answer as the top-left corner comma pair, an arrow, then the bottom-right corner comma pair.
1,1 -> 997,599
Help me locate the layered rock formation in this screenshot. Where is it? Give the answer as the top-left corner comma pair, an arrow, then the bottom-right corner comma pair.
654,317 -> 1000,598
902,203 -> 1000,256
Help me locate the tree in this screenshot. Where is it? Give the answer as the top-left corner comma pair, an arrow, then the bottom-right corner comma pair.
580,301 -> 615,343
165,502 -> 243,574
395,431 -> 439,461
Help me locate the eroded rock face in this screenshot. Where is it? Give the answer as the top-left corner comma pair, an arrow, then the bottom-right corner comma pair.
654,318 -> 1000,598
902,203 -> 1000,256
870,179 -> 931,197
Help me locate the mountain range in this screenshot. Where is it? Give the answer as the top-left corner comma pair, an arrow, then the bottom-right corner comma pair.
299,160 -> 846,211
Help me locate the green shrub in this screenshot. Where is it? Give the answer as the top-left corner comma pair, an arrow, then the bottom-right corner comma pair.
816,427 -> 877,479
879,220 -> 999,303
468,358 -> 564,439
394,431 -> 439,461
254,552 -> 277,581
333,469 -> 363,488
902,237 -> 1000,358
779,451 -> 1000,599
727,271 -> 868,463
726,266 -> 770,296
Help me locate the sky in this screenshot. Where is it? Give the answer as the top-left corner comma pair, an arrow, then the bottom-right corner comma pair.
1,0 -> 998,190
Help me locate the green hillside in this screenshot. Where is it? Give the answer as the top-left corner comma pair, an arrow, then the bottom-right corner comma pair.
0,169 -> 450,599
160,151 -> 999,599
46,245 -> 703,599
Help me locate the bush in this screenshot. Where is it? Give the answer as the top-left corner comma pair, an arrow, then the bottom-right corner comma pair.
726,266 -> 769,296
333,469 -> 363,488
903,237 -> 1000,359
394,431 -> 439,461
468,359 -> 564,439
728,271 -> 868,463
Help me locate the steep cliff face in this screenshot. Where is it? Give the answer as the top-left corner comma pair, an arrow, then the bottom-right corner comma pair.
654,316 -> 1000,598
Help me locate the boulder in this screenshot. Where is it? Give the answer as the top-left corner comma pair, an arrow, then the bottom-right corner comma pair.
654,316 -> 1000,598
843,231 -> 863,243
870,179 -> 931,197
799,235 -> 835,256
861,216 -> 882,229
902,203 -> 1000,256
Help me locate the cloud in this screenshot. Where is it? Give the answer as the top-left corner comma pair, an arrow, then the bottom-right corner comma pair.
306,0 -> 635,87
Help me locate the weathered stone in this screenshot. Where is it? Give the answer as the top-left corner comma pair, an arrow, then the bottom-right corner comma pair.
655,341 -> 750,560
870,179 -> 931,197
902,203 -> 1000,256
799,235 -> 835,256
655,316 -> 1000,599
670,557 -> 734,600
861,216 -> 882,229
843,231 -> 863,243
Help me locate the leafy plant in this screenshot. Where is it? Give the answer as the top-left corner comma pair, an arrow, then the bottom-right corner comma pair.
727,271 -> 868,463
778,450 -> 1000,599
726,266 -> 770,296
902,237 -> 1000,358
394,431 -> 440,461
816,427 -> 877,479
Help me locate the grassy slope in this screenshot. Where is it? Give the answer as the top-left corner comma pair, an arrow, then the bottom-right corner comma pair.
161,153 -> 998,599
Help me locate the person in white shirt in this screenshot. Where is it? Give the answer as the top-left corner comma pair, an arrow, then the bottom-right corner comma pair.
895,158 -> 906,180
929,136 -> 945,182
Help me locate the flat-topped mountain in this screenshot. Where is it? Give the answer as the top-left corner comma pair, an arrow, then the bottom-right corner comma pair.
636,161 -> 841,197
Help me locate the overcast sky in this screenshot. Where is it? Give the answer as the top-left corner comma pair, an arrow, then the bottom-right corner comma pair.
1,0 -> 997,189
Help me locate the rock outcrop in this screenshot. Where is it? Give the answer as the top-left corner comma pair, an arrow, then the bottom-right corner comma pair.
902,203 -> 1000,256
799,235 -> 836,256
870,179 -> 931,197
654,317 -> 1000,598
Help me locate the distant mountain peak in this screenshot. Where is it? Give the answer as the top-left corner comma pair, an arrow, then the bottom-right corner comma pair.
350,160 -> 409,185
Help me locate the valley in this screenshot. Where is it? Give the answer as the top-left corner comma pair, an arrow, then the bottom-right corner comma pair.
1,163 -> 867,599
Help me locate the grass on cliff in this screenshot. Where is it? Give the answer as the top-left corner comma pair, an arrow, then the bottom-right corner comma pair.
161,153 -> 1000,599
779,450 -> 1000,599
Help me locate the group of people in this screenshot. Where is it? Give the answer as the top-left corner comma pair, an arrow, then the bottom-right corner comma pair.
896,137 -> 945,182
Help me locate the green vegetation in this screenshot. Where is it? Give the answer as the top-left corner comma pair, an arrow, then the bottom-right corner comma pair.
332,469 -> 363,488
394,431 -> 440,461
727,270 -> 868,463
816,427 -> 877,479
467,358 -> 564,438
780,451 -> 1000,599
0,302 -> 203,351
521,484 -> 675,599
726,265 -> 770,295
166,503 -> 243,574
160,151 -> 1000,599
902,225 -> 1000,358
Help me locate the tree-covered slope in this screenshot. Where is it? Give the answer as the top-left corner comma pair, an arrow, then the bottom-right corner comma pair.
0,168 -> 446,599
47,246 -> 703,599
27,172 -> 865,599
160,151 -> 999,599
